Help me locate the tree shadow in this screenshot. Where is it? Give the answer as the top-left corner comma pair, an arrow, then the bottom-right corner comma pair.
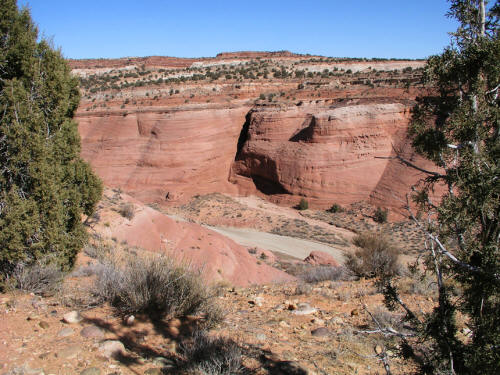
82,314 -> 309,374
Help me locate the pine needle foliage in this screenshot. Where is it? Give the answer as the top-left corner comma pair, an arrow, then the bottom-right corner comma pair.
0,1 -> 102,285
381,1 -> 500,374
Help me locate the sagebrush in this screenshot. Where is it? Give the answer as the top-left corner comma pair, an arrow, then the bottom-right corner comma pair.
92,253 -> 223,327
346,232 -> 401,278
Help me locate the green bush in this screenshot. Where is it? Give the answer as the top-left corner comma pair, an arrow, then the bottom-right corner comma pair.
373,207 -> 388,223
298,198 -> 309,210
345,232 -> 401,278
328,203 -> 344,213
0,1 -> 102,286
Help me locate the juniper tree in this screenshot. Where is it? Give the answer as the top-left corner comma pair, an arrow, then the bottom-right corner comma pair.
379,1 -> 499,374
0,1 -> 102,283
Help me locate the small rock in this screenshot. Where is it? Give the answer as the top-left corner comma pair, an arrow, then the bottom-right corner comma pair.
80,368 -> 101,375
249,296 -> 264,307
152,357 -> 175,367
56,344 -> 81,359
63,311 -> 82,324
292,303 -> 317,316
98,340 -> 125,359
350,308 -> 360,316
166,326 -> 180,337
38,321 -> 49,329
256,333 -> 267,341
80,325 -> 104,339
311,318 -> 324,325
57,327 -> 75,337
311,327 -> 330,337
125,315 -> 135,326
303,251 -> 340,267
168,318 -> 181,328
279,320 -> 290,328
331,317 -> 343,324
374,345 -> 383,355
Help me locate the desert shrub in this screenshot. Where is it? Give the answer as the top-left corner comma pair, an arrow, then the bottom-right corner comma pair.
83,242 -> 111,260
295,282 -> 313,295
298,198 -> 309,210
8,259 -> 63,294
373,207 -> 388,223
92,253 -> 223,326
71,264 -> 98,278
118,203 -> 135,219
369,306 -> 405,332
345,232 -> 401,278
299,266 -> 347,283
328,203 -> 344,213
178,330 -> 244,375
398,274 -> 438,297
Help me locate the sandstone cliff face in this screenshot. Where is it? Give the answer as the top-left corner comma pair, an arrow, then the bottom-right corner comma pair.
78,106 -> 250,204
231,100 -> 435,212
75,55 -> 432,214
78,100 -> 435,213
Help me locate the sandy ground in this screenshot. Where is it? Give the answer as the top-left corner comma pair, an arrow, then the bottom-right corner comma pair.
234,195 -> 355,239
206,225 -> 345,262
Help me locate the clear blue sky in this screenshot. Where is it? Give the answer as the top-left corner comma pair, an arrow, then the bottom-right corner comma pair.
19,0 -> 459,60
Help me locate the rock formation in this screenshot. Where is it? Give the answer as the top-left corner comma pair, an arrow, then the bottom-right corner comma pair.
74,53 -> 432,214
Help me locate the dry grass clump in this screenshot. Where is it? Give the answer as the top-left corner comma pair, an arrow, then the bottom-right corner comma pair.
345,232 -> 402,278
7,259 -> 63,295
299,265 -> 348,283
92,253 -> 223,327
118,202 -> 135,219
178,330 -> 244,375
83,241 -> 111,260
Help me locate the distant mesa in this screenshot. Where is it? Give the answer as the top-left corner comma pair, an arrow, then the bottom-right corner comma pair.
215,50 -> 302,59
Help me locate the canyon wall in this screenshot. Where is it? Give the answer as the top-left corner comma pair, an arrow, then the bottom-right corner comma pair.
75,55 -> 432,214
231,100 -> 434,212
77,99 -> 433,213
78,106 -> 250,204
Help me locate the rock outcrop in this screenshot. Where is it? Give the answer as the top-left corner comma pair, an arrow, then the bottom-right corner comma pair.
231,99 -> 437,212
78,106 -> 250,204
74,54 -> 432,215
96,191 -> 294,286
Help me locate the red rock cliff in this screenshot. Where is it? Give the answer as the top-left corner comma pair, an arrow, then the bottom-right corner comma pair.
78,105 -> 250,204
230,99 -> 436,212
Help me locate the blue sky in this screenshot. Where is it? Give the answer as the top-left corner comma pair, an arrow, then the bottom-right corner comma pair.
19,0 -> 459,60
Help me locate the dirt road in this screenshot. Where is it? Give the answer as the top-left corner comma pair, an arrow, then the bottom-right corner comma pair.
206,225 -> 345,263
